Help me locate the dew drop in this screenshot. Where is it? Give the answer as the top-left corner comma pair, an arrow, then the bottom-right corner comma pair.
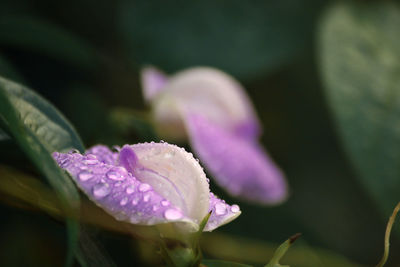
83,159 -> 98,165
59,159 -> 71,168
152,205 -> 159,211
230,204 -> 240,213
143,193 -> 151,202
106,167 -> 127,181
215,203 -> 227,215
86,154 -> 97,159
161,200 -> 170,207
120,197 -> 128,206
164,209 -> 182,220
78,171 -> 93,181
93,183 -> 111,198
131,195 -> 140,206
164,151 -> 174,159
126,185 -> 135,194
139,183 -> 151,192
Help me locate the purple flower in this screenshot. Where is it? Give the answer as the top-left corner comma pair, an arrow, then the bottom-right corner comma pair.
53,142 -> 240,232
141,67 -> 288,204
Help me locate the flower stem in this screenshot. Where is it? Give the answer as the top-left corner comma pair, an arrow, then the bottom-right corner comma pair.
376,202 -> 400,267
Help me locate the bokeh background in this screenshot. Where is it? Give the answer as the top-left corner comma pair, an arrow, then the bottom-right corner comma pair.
1,0 -> 400,266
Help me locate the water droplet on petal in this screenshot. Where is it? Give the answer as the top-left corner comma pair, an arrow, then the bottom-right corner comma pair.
93,183 -> 111,198
131,195 -> 140,206
164,209 -> 182,220
161,200 -> 170,207
120,197 -> 128,206
143,193 -> 151,202
215,203 -> 227,215
230,204 -> 240,213
78,171 -> 93,181
152,205 -> 159,211
83,159 -> 98,165
106,167 -> 127,181
139,183 -> 151,192
164,151 -> 174,159
86,154 -> 97,159
126,185 -> 135,194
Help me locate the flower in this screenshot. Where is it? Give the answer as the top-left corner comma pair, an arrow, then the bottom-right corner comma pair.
141,67 -> 288,205
53,142 -> 240,232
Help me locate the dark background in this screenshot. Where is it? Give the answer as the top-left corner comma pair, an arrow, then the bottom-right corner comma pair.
0,0 -> 399,266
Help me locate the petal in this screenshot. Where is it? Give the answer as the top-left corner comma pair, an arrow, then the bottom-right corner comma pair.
129,142 -> 210,224
141,66 -> 168,102
204,193 -> 241,232
184,114 -> 288,205
152,67 -> 261,140
52,150 -> 196,229
85,145 -> 119,165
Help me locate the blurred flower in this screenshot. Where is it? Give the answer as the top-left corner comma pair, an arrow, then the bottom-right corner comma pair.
53,142 -> 240,232
141,67 -> 287,205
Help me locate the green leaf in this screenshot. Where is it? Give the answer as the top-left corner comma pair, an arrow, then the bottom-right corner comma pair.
0,76 -> 85,266
119,0 -> 323,80
319,1 -> 400,216
202,259 -> 253,267
265,234 -> 301,267
0,15 -> 97,71
109,107 -> 159,142
0,76 -> 84,152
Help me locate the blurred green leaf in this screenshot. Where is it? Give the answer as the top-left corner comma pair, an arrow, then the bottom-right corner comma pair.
265,234 -> 300,267
109,107 -> 158,142
0,76 -> 84,266
0,128 -> 10,141
319,2 -> 400,216
0,15 -> 98,71
0,76 -> 84,152
202,259 -> 252,267
119,0 -> 323,80
201,233 -> 362,267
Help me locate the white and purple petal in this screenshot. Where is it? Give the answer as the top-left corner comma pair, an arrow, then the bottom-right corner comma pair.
85,145 -> 118,165
141,67 -> 168,102
53,150 -> 193,228
151,67 -> 261,141
184,114 -> 288,205
53,142 -> 239,232
205,193 -> 241,232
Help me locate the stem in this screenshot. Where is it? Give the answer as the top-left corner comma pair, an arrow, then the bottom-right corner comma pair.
265,233 -> 301,267
376,202 -> 400,267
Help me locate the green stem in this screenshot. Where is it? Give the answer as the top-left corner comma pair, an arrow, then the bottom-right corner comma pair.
265,233 -> 301,267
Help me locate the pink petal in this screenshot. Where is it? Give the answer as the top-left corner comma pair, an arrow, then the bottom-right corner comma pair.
184,114 -> 288,205
53,151 -> 191,227
205,193 -> 241,231
140,66 -> 168,102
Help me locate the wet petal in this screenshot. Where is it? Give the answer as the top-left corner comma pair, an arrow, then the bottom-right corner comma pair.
129,142 -> 210,224
152,67 -> 261,141
85,145 -> 118,165
52,151 -> 195,228
141,66 -> 168,102
205,193 -> 241,231
184,114 -> 288,205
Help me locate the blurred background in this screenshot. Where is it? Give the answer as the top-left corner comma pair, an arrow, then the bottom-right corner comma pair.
1,0 -> 400,266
